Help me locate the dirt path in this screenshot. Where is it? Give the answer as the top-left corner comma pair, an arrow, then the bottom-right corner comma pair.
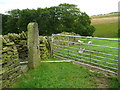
94,77 -> 109,88
72,61 -> 116,88
91,17 -> 118,25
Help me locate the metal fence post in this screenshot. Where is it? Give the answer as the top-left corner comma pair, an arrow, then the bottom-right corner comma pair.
118,2 -> 120,83
0,14 -> 2,90
118,45 -> 120,83
68,36 -> 70,58
51,34 -> 54,57
89,37 -> 92,62
118,38 -> 120,83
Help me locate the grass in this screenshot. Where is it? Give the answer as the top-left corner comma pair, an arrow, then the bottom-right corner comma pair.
108,76 -> 120,88
91,13 -> 118,19
10,61 -> 120,88
11,62 -> 99,88
93,22 -> 118,38
91,12 -> 118,38
54,37 -> 118,73
41,57 -> 59,61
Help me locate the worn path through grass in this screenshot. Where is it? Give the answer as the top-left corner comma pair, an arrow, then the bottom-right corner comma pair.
11,60 -> 120,88
11,62 -> 98,88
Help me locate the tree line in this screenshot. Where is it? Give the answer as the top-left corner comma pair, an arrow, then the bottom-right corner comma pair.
1,3 -> 95,36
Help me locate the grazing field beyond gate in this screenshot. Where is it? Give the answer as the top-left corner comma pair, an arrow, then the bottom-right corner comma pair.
52,34 -> 119,75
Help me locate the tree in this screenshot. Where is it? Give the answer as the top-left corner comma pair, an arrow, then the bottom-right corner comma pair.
57,4 -> 95,36
1,14 -> 9,35
2,3 -> 95,36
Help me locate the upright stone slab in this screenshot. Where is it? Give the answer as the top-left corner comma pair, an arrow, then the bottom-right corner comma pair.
27,22 -> 40,69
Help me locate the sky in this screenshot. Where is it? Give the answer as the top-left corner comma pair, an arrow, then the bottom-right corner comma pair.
0,0 -> 119,16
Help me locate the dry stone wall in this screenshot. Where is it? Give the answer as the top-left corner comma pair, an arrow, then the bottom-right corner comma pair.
39,36 -> 51,58
3,32 -> 28,62
1,31 -> 51,88
53,32 -> 80,46
3,32 -> 51,61
2,36 -> 20,88
1,31 -> 78,88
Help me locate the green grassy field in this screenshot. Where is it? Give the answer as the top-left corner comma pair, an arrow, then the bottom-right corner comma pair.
91,13 -> 118,19
11,60 -> 119,88
91,12 -> 118,38
93,22 -> 118,38
10,62 -> 98,88
54,37 -> 118,73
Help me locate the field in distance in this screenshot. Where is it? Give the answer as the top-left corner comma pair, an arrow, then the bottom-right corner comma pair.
91,13 -> 118,38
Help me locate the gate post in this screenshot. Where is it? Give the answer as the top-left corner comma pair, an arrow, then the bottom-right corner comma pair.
27,22 -> 40,69
118,50 -> 120,83
118,2 -> 120,83
51,34 -> 54,57
118,39 -> 120,83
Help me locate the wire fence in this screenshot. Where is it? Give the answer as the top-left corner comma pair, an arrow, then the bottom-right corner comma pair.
52,34 -> 119,75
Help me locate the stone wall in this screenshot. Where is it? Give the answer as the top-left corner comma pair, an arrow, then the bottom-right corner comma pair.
39,36 -> 51,58
53,32 -> 80,46
1,31 -> 51,88
3,32 -> 28,62
3,32 -> 51,61
1,31 -> 79,88
2,36 -> 20,88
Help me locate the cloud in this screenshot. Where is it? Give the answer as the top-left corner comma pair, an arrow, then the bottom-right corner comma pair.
0,0 -> 119,15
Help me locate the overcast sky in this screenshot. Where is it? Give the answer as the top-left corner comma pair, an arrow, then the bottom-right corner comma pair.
0,0 -> 119,16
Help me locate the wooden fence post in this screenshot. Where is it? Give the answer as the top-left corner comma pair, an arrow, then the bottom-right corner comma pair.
27,22 -> 40,69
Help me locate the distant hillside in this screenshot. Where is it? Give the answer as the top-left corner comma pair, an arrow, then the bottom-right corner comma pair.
91,17 -> 117,25
91,12 -> 118,19
91,13 -> 118,38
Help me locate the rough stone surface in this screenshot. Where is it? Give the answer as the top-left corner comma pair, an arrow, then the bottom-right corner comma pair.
27,22 -> 40,69
2,37 -> 20,88
1,27 -> 51,88
20,65 -> 28,73
53,32 -> 79,46
39,36 -> 51,58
